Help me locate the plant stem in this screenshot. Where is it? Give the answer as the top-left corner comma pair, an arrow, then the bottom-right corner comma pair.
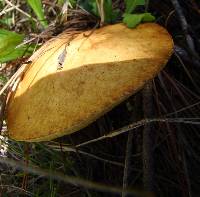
142,82 -> 155,192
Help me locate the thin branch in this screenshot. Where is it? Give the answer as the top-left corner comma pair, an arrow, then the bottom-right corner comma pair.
47,144 -> 124,167
166,101 -> 200,117
122,95 -> 141,197
0,63 -> 30,96
142,82 -> 155,192
0,157 -> 146,196
174,51 -> 200,93
75,118 -> 200,148
96,0 -> 105,25
4,0 -> 37,22
0,5 -> 19,16
170,0 -> 200,60
0,92 -> 8,132
0,185 -> 33,196
122,130 -> 134,197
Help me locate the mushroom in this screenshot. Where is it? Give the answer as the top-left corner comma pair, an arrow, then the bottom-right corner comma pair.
6,23 -> 174,142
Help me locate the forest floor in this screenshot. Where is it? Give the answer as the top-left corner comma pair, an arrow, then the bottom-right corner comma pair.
0,0 -> 200,197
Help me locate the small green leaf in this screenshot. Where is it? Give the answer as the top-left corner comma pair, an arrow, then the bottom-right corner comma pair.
142,13 -> 156,22
0,29 -> 35,63
0,29 -> 24,53
123,13 -> 155,28
123,13 -> 142,28
0,45 -> 34,63
0,17 -> 13,27
27,0 -> 48,28
125,0 -> 145,14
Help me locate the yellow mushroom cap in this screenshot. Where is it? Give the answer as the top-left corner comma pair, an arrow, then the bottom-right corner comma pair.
7,23 -> 174,142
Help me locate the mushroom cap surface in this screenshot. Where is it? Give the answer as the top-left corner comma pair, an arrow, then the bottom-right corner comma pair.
7,23 -> 174,141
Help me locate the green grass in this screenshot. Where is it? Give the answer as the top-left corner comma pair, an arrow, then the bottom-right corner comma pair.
27,0 -> 48,28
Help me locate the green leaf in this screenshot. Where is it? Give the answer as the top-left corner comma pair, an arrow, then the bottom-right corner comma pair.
103,0 -> 120,23
0,45 -> 34,63
123,13 -> 155,28
0,29 -> 34,63
142,12 -> 156,22
0,17 -> 13,27
27,0 -> 48,28
0,29 -> 24,53
78,0 -> 94,13
125,0 -> 145,13
123,13 -> 142,28
90,0 -> 99,16
69,0 -> 77,7
79,0 -> 101,17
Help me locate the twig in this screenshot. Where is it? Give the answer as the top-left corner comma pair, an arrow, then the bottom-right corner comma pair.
176,128 -> 192,197
0,5 -> 19,16
174,51 -> 200,93
122,95 -> 141,197
0,63 -> 30,96
0,93 -> 8,132
47,144 -> 124,167
182,148 -> 192,197
21,144 -> 29,190
174,45 -> 200,69
122,130 -> 134,197
166,100 -> 200,117
4,0 -> 37,22
142,82 -> 155,192
0,185 -> 33,196
75,117 -> 200,148
165,10 -> 175,27
170,0 -> 200,60
96,0 -> 105,26
0,157 -> 146,196
100,0 -> 105,25
162,71 -> 196,116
